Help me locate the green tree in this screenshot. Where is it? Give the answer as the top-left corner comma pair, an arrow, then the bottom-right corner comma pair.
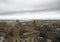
8,30 -> 13,37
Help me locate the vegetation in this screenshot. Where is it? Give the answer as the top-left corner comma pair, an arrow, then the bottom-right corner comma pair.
8,30 -> 13,37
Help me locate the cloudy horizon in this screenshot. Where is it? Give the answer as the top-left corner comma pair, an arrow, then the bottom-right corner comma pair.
0,0 -> 60,20
0,0 -> 60,14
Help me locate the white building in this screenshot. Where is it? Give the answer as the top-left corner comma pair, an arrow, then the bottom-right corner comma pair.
0,36 -> 4,42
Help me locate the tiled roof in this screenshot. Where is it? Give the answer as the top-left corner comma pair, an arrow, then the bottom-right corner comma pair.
23,30 -> 39,35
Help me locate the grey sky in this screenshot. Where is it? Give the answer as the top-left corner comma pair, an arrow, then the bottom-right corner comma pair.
0,0 -> 60,14
0,0 -> 60,20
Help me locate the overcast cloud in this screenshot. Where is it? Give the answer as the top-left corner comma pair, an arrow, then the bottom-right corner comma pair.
0,0 -> 60,20
0,11 -> 60,20
0,0 -> 60,14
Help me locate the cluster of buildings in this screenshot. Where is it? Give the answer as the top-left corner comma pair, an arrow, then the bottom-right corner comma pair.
0,20 -> 40,42
0,20 -> 60,42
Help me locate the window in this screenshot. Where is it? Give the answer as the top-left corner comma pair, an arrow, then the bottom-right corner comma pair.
30,39 -> 31,42
20,40 -> 21,42
25,40 -> 27,42
16,40 -> 17,42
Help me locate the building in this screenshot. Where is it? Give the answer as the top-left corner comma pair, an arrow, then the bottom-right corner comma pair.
4,21 -> 39,42
0,36 -> 5,42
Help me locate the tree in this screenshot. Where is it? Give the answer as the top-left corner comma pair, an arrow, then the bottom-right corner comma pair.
0,22 -> 8,27
56,37 -> 60,42
19,28 -> 28,35
8,30 -> 13,37
39,32 -> 47,38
